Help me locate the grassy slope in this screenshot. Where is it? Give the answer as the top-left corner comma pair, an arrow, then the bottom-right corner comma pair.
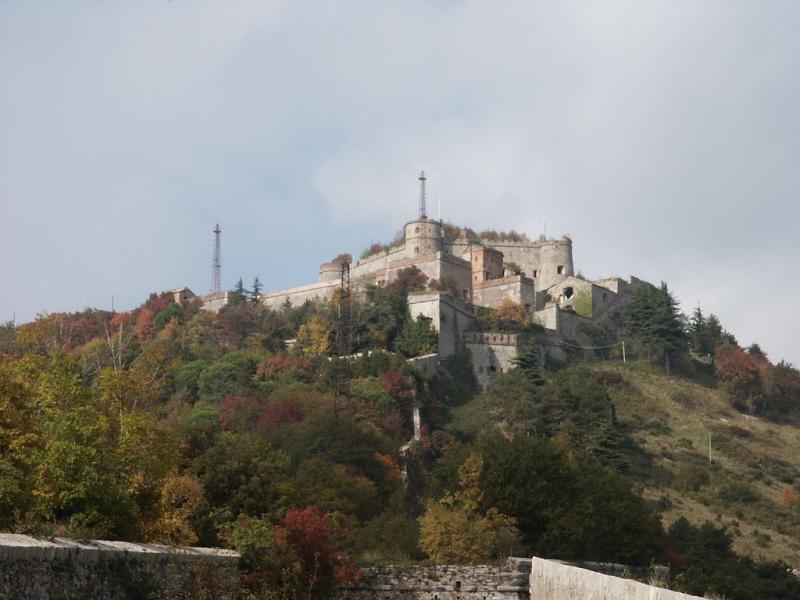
604,361 -> 800,567
448,360 -> 800,567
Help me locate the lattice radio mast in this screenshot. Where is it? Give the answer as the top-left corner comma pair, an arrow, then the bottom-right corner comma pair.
336,262 -> 352,357
418,170 -> 427,219
212,223 -> 222,294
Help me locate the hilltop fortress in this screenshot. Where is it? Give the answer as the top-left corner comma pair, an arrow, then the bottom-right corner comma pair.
182,174 -> 647,387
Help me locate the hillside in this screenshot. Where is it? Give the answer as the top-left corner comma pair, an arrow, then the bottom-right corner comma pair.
448,360 -> 800,568
2,279 -> 800,599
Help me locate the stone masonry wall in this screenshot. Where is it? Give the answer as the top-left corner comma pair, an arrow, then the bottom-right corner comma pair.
472,276 -> 535,312
0,534 -> 240,600
463,332 -> 521,390
341,563 -> 529,600
530,557 -> 702,600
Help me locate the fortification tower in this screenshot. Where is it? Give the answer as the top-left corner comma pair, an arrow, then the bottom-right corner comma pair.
404,171 -> 442,257
535,235 -> 574,289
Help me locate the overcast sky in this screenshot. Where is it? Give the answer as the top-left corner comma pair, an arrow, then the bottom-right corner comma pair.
1,1 -> 798,364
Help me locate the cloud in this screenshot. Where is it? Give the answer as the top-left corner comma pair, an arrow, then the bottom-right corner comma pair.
0,1 -> 798,363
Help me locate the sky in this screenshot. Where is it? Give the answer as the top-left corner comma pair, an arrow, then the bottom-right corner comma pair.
1,1 -> 798,364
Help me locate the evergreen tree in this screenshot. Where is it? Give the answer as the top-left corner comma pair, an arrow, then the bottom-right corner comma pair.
229,277 -> 248,305
513,342 -> 545,386
623,283 -> 688,365
251,276 -> 263,304
590,406 -> 632,473
690,306 -> 710,355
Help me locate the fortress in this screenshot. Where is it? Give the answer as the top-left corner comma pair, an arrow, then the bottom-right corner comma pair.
182,173 -> 647,387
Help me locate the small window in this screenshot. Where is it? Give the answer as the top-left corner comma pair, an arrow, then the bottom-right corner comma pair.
603,293 -> 608,302
489,366 -> 497,373
415,247 -> 419,254
462,289 -> 468,298
533,269 -> 538,278
415,226 -> 420,233
557,265 -> 564,274
564,286 -> 574,299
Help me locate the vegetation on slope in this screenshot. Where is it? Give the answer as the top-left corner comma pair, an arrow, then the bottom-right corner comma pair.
0,275 -> 798,599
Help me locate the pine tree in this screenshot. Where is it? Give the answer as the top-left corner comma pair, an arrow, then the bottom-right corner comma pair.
229,277 -> 248,305
251,276 -> 263,304
690,306 -> 707,354
623,283 -> 688,365
591,406 -> 632,473
513,343 -> 545,386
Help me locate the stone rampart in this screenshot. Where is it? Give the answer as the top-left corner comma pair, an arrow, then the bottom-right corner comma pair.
341,563 -> 529,600
472,275 -> 535,311
0,534 -> 240,600
261,279 -> 341,310
530,557 -> 702,600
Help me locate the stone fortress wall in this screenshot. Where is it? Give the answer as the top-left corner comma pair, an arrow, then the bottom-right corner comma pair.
179,187 -> 651,388
0,534 -> 240,600
341,560 -> 529,600
0,538 -> 706,600
341,557 -> 704,600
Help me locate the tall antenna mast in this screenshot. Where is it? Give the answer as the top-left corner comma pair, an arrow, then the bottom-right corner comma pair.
418,170 -> 427,219
212,223 -> 222,294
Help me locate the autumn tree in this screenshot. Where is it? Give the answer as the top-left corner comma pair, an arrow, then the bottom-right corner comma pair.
297,314 -> 332,356
419,453 -> 519,563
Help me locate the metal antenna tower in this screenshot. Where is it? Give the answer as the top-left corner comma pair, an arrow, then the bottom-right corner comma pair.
418,170 -> 427,219
212,223 -> 222,294
336,262 -> 352,357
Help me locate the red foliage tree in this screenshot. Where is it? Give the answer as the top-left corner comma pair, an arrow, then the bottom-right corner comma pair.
257,354 -> 314,382
715,345 -> 767,413
259,399 -> 305,429
218,395 -> 268,433
380,370 -> 414,400
277,506 -> 361,596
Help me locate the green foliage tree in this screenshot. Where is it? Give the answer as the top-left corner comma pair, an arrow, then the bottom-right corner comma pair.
250,276 -> 263,304
196,352 -> 258,403
623,282 -> 688,366
668,518 -> 800,600
395,315 -> 438,357
476,433 -> 664,564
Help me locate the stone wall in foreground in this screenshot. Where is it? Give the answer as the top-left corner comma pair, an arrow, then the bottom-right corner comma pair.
0,534 -> 240,600
341,562 -> 529,599
530,557 -> 703,600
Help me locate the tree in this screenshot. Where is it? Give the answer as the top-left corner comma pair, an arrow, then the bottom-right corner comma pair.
477,433 -> 664,564
227,507 -> 360,599
0,361 -> 37,526
145,474 -> 205,545
419,454 -> 518,563
229,278 -> 248,305
250,276 -> 263,304
715,345 -> 765,413
623,283 -> 688,365
395,315 -> 438,357
492,299 -> 528,330
297,315 -> 332,356
196,352 -> 258,403
513,342 -> 545,386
